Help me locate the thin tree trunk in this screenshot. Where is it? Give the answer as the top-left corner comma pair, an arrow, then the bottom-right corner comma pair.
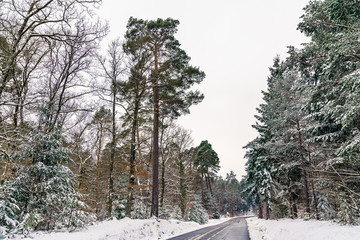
13,102 -> 19,127
205,174 -> 210,190
291,194 -> 298,218
200,172 -> 205,205
179,158 -> 186,218
151,42 -> 159,217
307,144 -> 319,219
78,163 -> 85,190
160,155 -> 165,208
126,101 -> 139,217
160,121 -> 166,208
289,191 -> 293,218
20,93 -> 26,125
206,172 -> 213,195
296,120 -> 311,214
96,126 -> 103,219
107,88 -> 116,218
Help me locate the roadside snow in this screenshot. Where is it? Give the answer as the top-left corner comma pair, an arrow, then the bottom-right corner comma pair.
246,217 -> 360,240
10,217 -> 230,240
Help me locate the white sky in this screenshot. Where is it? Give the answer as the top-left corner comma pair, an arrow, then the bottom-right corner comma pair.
96,0 -> 310,180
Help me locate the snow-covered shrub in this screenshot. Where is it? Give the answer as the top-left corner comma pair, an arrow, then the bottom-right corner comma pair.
13,162 -> 87,231
171,205 -> 183,220
112,199 -> 126,220
112,179 -> 128,220
10,107 -> 88,232
21,210 -> 42,233
203,191 -> 216,211
131,199 -> 148,219
337,192 -> 358,224
187,201 -> 209,224
159,206 -> 171,220
317,194 -> 335,220
0,184 -> 19,235
212,210 -> 220,219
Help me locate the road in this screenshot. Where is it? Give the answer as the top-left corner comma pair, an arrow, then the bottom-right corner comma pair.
167,217 -> 250,240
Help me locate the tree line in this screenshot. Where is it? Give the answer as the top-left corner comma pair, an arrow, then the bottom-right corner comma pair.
244,0 -> 360,224
0,0 -> 249,236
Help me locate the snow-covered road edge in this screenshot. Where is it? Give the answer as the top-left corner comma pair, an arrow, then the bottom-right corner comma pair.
10,217 -> 232,240
246,217 -> 360,240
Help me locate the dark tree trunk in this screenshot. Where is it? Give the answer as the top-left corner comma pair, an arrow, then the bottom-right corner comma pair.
126,100 -> 139,217
107,87 -> 116,218
206,172 -> 213,195
151,42 -> 159,217
160,121 -> 166,208
292,199 -> 298,218
200,172 -> 205,205
258,194 -> 263,219
160,156 -> 166,207
13,102 -> 19,127
96,126 -> 103,219
78,162 -> 86,191
307,144 -> 319,219
179,158 -> 186,218
296,120 -> 311,214
289,191 -> 293,218
265,201 -> 270,220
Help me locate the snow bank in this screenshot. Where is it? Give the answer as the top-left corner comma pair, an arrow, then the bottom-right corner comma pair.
11,217 -> 230,240
246,217 -> 360,240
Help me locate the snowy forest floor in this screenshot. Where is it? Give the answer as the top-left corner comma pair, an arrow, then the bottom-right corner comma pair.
246,217 -> 360,240
9,217 -> 231,240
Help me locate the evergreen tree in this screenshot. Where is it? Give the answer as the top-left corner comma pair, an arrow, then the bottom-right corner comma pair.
10,107 -> 87,232
194,140 -> 220,208
188,200 -> 209,225
124,17 -> 205,217
0,182 -> 20,235
244,0 -> 360,222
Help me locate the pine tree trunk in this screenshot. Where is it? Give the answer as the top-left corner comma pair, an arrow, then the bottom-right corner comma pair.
296,120 -> 311,214
151,42 -> 159,218
160,122 -> 166,208
160,155 -> 166,208
200,172 -> 205,205
265,201 -> 270,220
179,158 -> 186,218
258,194 -> 263,219
206,172 -> 213,195
126,100 -> 139,217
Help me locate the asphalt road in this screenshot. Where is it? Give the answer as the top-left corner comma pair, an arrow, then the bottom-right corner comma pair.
167,217 -> 251,240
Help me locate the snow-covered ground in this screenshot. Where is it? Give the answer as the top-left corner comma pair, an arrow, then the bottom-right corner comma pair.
9,217 -> 230,240
246,217 -> 360,240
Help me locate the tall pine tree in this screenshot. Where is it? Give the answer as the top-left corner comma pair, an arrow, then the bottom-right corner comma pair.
124,17 -> 205,217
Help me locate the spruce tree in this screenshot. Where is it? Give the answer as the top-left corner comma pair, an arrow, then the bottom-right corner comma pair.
0,182 -> 20,235
11,106 -> 87,232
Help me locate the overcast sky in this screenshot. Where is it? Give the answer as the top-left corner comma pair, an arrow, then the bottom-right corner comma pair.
97,0 -> 310,179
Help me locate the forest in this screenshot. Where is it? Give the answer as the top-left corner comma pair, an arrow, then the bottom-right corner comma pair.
244,0 -> 360,224
0,0 -> 249,237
